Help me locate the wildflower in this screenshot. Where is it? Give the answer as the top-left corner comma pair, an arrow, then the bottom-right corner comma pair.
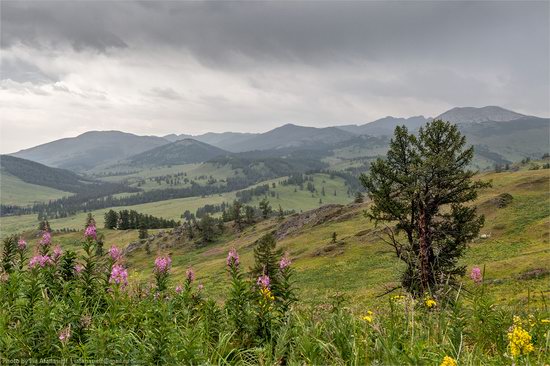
257,275 -> 270,289
109,264 -> 128,286
186,267 -> 195,283
59,326 -> 71,345
17,238 -> 27,250
175,285 -> 183,294
470,266 -> 482,284
508,324 -> 534,357
80,315 -> 92,329
84,225 -> 97,240
29,255 -> 53,269
260,287 -> 275,302
198,283 -> 204,291
541,319 -> 550,324
74,264 -> 84,274
425,298 -> 437,309
39,231 -> 51,246
154,256 -> 172,274
52,245 -> 63,261
226,248 -> 239,267
391,294 -> 405,301
440,356 -> 457,366
362,311 -> 374,323
279,253 -> 292,270
108,245 -> 122,261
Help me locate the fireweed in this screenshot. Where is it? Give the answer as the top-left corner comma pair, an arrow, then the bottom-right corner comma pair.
0,233 -> 548,364
154,256 -> 172,292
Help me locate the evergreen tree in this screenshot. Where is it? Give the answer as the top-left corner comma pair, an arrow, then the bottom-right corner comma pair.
360,120 -> 489,296
104,209 -> 118,229
277,205 -> 284,221
251,233 -> 283,286
138,222 -> 149,241
84,213 -> 96,228
244,205 -> 255,224
332,232 -> 337,243
354,192 -> 364,203
259,198 -> 272,219
198,214 -> 217,243
231,200 -> 244,231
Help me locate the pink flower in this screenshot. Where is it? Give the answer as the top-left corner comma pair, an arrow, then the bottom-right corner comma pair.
175,285 -> 183,294
109,264 -> 128,286
109,245 -> 122,261
74,264 -> 84,274
226,248 -> 239,267
59,326 -> 71,345
84,225 -> 97,240
17,238 -> 27,251
52,245 -> 63,261
154,256 -> 172,274
279,253 -> 292,270
470,266 -> 482,284
198,283 -> 204,291
29,255 -> 53,269
257,275 -> 270,289
39,232 -> 51,246
186,267 -> 195,283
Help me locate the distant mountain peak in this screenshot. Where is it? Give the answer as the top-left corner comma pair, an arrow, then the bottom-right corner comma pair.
436,106 -> 526,124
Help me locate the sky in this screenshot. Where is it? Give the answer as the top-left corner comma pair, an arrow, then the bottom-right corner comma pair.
1,1 -> 549,153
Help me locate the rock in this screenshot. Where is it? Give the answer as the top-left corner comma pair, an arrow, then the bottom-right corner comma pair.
276,204 -> 344,240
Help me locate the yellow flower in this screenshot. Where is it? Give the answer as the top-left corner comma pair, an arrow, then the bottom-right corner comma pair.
541,319 -> 550,324
391,295 -> 405,301
507,324 -> 534,358
362,311 -> 374,323
440,356 -> 457,366
260,287 -> 275,302
425,298 -> 437,309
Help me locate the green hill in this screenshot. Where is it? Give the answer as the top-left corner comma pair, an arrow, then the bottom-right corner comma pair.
13,167 -> 550,307
126,139 -> 229,166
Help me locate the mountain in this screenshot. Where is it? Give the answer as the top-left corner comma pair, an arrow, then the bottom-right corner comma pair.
11,131 -> 170,171
164,132 -> 259,152
337,116 -> 429,136
228,124 -> 355,152
0,155 -> 92,194
126,139 -> 229,166
436,106 -> 527,124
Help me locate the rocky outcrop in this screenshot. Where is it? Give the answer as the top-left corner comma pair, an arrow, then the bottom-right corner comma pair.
276,204 -> 345,240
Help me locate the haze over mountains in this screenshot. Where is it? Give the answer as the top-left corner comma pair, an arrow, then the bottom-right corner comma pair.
10,106 -> 549,172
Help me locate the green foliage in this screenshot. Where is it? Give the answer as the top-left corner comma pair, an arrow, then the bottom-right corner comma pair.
1,236 -> 17,273
259,198 -> 272,219
251,233 -> 283,285
361,120 -> 490,296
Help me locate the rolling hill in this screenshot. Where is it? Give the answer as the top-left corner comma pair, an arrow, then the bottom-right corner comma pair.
126,139 -> 229,166
11,131 -> 170,171
337,115 -> 429,136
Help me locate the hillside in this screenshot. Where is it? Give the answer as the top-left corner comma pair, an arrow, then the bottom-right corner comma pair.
0,155 -> 93,193
11,131 -> 169,171
437,106 -> 527,124
12,167 -> 549,307
126,139 -> 229,166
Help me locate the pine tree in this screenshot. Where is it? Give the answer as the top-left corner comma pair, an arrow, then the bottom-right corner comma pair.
104,210 -> 118,229
231,201 -> 244,231
360,120 -> 489,296
251,233 -> 283,285
198,214 -> 216,243
354,192 -> 364,203
259,198 -> 272,219
277,205 -> 284,221
138,222 -> 149,241
244,205 -> 255,224
84,213 -> 96,228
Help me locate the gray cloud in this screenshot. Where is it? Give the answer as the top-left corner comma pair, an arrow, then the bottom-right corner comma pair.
0,1 -> 548,153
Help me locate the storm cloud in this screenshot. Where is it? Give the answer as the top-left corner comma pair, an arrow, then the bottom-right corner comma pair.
1,1 -> 548,153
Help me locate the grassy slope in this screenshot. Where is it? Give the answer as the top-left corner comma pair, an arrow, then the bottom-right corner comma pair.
0,170 -> 71,206
0,173 -> 350,236
12,168 -> 549,310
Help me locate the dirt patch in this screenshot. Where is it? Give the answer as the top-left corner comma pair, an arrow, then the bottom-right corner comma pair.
515,175 -> 549,191
516,268 -> 550,281
276,204 -> 345,240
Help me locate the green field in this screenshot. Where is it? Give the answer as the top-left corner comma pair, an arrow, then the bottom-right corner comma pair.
0,173 -> 352,236
10,168 -> 549,310
0,170 -> 71,206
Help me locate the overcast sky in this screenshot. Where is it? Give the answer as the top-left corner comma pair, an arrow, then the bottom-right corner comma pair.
1,1 -> 549,153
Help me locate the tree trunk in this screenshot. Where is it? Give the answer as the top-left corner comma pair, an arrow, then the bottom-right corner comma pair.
418,209 -> 430,293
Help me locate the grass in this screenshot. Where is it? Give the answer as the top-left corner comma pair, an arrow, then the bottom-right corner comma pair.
0,170 -> 71,206
11,167 -> 548,311
0,173 -> 351,237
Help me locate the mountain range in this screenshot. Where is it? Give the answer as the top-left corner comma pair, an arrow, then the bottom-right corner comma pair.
10,106 -> 549,172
